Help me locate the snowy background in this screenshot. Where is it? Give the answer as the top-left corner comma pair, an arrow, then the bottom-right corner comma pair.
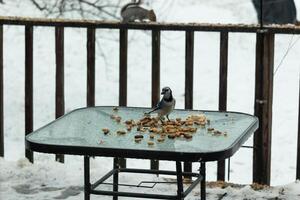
0,0 -> 300,199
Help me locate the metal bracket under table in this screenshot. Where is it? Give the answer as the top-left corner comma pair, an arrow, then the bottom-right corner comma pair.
83,156 -> 206,200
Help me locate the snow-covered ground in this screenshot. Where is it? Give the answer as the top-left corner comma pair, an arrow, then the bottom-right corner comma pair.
0,0 -> 300,199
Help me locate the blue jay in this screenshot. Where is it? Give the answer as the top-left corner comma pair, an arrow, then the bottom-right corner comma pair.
147,87 -> 176,121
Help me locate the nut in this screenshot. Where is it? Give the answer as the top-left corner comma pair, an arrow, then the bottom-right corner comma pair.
115,116 -> 121,123
150,134 -> 155,139
134,135 -> 144,139
184,133 -> 193,139
113,107 -> 118,111
213,130 -> 222,135
102,128 -> 110,135
168,134 -> 176,139
207,128 -> 214,132
135,138 -> 142,143
117,130 -> 126,135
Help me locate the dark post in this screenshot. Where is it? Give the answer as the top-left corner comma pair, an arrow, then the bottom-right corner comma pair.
217,31 -> 229,181
297,78 -> 300,180
113,157 -> 119,200
84,156 -> 90,200
253,32 -> 274,185
87,28 -> 95,107
200,162 -> 206,200
55,26 -> 65,163
25,25 -> 34,163
119,28 -> 128,168
176,161 -> 183,199
151,30 -> 160,171
0,25 -> 3,157
184,30 -> 194,178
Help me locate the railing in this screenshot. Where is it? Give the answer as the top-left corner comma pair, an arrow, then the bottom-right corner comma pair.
0,16 -> 300,185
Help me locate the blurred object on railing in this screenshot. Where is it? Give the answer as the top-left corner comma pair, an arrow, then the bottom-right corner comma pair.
252,0 -> 297,25
121,0 -> 156,23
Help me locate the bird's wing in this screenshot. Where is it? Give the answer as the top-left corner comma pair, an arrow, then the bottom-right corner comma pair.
147,99 -> 163,114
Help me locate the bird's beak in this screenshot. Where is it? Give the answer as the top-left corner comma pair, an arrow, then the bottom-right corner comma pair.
161,91 -> 165,95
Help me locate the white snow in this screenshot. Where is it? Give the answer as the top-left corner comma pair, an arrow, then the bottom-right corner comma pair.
0,0 -> 300,199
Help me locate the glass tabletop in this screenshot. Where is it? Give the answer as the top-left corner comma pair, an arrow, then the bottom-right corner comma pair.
26,106 -> 258,161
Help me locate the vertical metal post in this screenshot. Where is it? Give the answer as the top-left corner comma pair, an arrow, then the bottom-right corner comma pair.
151,30 -> 160,171
113,157 -> 119,200
87,28 -> 95,107
55,26 -> 65,163
176,161 -> 184,200
253,32 -> 274,185
297,78 -> 300,180
0,24 -> 3,157
200,162 -> 206,200
217,31 -> 228,181
184,30 -> 194,178
84,156 -> 90,200
119,28 -> 128,168
25,25 -> 33,163
260,0 -> 263,28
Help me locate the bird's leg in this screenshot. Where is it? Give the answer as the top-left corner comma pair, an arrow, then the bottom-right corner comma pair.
160,117 -> 164,124
166,115 -> 170,122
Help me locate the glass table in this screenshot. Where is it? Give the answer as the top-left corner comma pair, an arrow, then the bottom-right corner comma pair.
26,106 -> 258,200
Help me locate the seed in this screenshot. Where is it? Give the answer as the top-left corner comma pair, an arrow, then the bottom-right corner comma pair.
113,107 -> 118,111
135,135 -> 144,139
184,133 -> 193,139
168,134 -> 176,139
157,138 -> 165,142
127,126 -> 132,131
115,116 -> 121,123
149,127 -> 159,133
150,134 -> 155,139
117,130 -> 126,135
147,141 -> 154,146
207,128 -> 214,132
135,138 -> 142,143
102,128 -> 110,135
189,127 -> 197,132
213,130 -> 222,135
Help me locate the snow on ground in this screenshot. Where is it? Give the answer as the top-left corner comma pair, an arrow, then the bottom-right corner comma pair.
0,0 -> 300,199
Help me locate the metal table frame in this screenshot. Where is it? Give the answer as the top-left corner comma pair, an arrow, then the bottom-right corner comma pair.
84,156 -> 206,200
25,106 -> 259,200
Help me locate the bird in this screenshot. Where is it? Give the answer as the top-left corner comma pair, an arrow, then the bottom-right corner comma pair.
146,87 -> 176,122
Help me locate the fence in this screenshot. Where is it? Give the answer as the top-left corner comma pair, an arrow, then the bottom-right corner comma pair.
0,16 -> 299,185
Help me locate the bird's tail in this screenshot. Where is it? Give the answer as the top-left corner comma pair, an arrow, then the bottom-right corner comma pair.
146,107 -> 159,114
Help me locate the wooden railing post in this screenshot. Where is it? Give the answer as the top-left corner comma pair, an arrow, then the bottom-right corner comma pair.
25,25 -> 34,163
217,31 -> 229,181
184,30 -> 194,178
119,28 -> 128,168
87,28 -> 95,107
150,30 -> 161,171
253,32 -> 274,185
0,24 -> 3,157
55,26 -> 65,163
297,78 -> 300,180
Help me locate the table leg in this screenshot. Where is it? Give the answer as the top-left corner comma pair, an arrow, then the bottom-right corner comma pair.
84,156 -> 90,200
176,161 -> 184,200
113,157 -> 119,200
200,162 -> 206,200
